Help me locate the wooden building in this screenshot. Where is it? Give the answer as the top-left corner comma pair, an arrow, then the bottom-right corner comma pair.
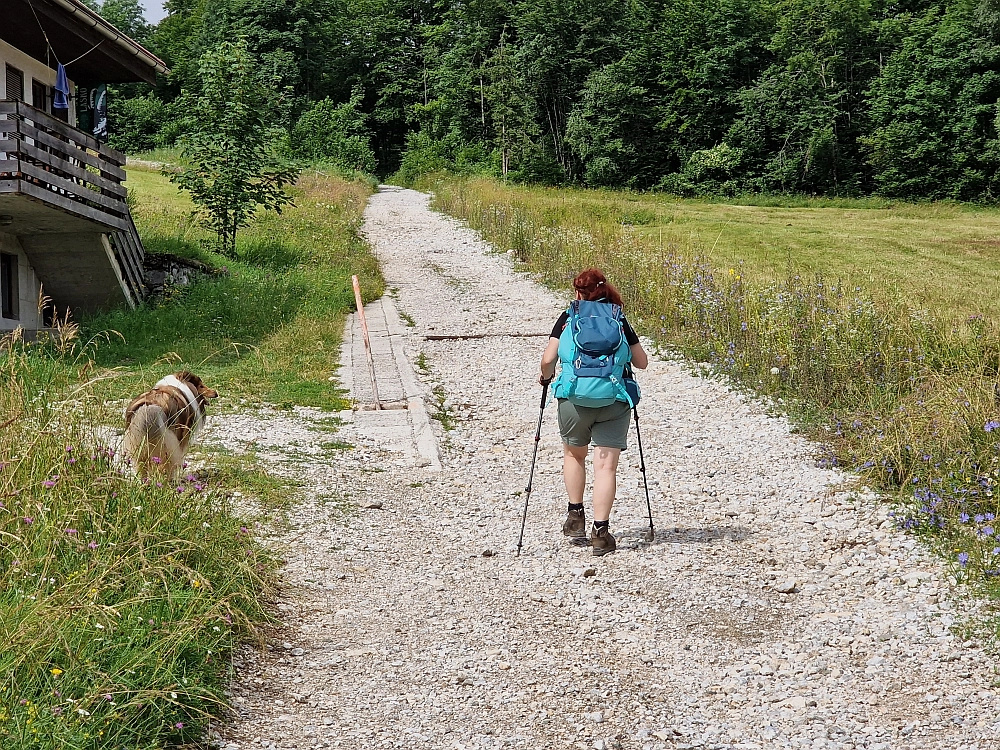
0,0 -> 167,334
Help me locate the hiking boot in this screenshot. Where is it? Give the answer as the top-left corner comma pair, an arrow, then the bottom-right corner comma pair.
562,507 -> 587,538
590,524 -> 617,557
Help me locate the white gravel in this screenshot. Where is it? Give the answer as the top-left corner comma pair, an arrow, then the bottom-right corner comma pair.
211,186 -> 1000,750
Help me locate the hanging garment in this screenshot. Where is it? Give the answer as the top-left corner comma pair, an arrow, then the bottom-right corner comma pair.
53,63 -> 69,110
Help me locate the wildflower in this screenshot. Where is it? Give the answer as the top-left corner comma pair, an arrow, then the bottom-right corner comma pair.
151,456 -> 161,464
103,694 -> 112,701
176,486 -> 185,493
88,542 -> 98,550
975,514 -> 985,523
958,552 -> 970,567
23,517 -> 33,525
42,481 -> 55,489
65,446 -> 72,453
50,668 -> 63,676
770,367 -> 780,376
960,513 -> 970,524
983,527 -> 995,537
64,528 -> 77,535
986,421 -> 1000,433
175,722 -> 184,729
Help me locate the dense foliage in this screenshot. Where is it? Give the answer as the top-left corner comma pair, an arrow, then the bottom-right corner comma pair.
100,0 -> 1000,199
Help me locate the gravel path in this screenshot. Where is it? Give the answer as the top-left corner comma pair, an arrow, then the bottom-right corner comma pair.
213,186 -> 999,750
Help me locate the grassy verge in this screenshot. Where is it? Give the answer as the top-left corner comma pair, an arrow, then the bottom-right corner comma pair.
422,175 -> 1000,603
1,167 -> 381,748
87,166 -> 383,409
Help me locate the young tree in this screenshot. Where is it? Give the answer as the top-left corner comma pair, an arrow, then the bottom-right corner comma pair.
170,40 -> 298,257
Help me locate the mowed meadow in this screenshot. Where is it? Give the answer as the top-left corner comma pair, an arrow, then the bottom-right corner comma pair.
0,168 -> 381,749
424,175 -> 1000,618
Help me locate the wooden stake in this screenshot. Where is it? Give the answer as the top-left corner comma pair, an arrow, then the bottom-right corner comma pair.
352,275 -> 382,410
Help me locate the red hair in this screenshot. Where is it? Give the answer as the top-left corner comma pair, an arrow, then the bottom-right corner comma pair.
573,268 -> 623,308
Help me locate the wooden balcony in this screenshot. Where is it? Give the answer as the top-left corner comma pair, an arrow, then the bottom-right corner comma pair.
0,100 -> 146,310
0,99 -> 129,231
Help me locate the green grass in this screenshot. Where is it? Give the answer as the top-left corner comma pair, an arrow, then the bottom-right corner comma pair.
423,176 -> 1000,323
423,174 -> 1000,612
0,348 -> 278,748
1,167 -> 381,749
84,167 -> 383,410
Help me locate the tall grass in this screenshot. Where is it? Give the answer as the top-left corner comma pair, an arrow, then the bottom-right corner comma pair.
427,175 -> 1000,593
85,169 -> 383,409
0,333 -> 276,748
1,167 -> 381,748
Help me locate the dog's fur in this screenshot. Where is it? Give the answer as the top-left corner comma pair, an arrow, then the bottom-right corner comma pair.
123,371 -> 218,478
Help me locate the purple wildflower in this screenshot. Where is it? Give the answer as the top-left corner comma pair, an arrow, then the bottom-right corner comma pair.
986,421 -> 1000,433
958,552 -> 970,567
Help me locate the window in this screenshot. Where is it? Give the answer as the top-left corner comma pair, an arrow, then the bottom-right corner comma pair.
5,65 -> 24,101
0,252 -> 18,320
31,79 -> 48,112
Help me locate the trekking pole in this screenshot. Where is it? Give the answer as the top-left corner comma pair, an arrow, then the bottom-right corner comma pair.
516,379 -> 550,556
633,406 -> 655,542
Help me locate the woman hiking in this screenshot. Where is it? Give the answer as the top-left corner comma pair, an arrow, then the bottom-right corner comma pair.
538,268 -> 648,556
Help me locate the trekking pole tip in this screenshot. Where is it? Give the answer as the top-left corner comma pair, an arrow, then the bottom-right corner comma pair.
643,527 -> 655,543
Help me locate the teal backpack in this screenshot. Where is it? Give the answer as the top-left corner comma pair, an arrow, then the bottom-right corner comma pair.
552,300 -> 637,408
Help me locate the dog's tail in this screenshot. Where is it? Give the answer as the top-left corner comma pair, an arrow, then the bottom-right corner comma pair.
123,405 -> 171,473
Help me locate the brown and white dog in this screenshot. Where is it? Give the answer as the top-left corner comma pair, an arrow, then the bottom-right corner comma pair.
123,371 -> 218,478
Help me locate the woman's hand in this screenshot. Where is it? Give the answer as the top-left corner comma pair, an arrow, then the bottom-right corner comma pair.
539,373 -> 553,386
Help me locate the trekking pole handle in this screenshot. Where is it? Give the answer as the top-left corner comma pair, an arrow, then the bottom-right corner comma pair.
538,380 -> 550,411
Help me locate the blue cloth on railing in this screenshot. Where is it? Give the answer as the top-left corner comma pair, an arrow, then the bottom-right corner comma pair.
54,64 -> 69,109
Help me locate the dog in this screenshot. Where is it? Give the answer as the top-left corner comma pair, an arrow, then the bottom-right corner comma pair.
123,371 -> 218,478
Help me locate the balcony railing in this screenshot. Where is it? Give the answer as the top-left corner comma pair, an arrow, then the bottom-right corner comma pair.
0,99 -> 129,231
0,100 -> 146,306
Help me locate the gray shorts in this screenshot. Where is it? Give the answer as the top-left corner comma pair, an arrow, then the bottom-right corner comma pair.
557,399 -> 631,449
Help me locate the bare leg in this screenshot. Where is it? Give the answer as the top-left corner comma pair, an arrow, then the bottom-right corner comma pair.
592,446 -> 621,521
562,443 -> 589,505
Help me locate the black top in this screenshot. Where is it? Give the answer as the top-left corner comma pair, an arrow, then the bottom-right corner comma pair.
550,309 -> 640,345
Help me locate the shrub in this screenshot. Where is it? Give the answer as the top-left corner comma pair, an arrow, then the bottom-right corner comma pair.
107,94 -> 170,155
289,93 -> 377,174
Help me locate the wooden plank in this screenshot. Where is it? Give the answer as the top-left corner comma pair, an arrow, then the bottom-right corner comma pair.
16,141 -> 127,197
98,142 -> 126,166
423,333 -> 551,340
15,179 -> 129,231
111,233 -> 144,296
0,158 -> 20,177
12,121 -> 127,181
114,231 -> 143,282
18,161 -> 128,214
12,121 -> 108,174
0,101 -> 103,152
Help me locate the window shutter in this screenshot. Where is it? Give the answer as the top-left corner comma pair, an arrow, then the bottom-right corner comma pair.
5,65 -> 24,102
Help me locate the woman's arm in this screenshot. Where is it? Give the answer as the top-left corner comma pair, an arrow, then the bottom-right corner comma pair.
540,337 -> 560,384
630,342 -> 648,370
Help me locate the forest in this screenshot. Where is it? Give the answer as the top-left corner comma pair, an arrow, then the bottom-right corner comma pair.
96,0 -> 1000,200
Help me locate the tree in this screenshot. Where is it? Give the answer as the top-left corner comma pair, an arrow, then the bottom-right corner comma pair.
170,40 -> 299,256
100,0 -> 150,43
289,90 -> 378,172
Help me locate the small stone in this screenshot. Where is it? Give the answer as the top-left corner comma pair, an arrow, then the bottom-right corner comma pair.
364,501 -> 383,510
291,647 -> 305,656
497,661 -> 511,670
773,579 -> 797,594
588,711 -> 604,723
482,549 -> 495,557
583,567 -> 597,577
